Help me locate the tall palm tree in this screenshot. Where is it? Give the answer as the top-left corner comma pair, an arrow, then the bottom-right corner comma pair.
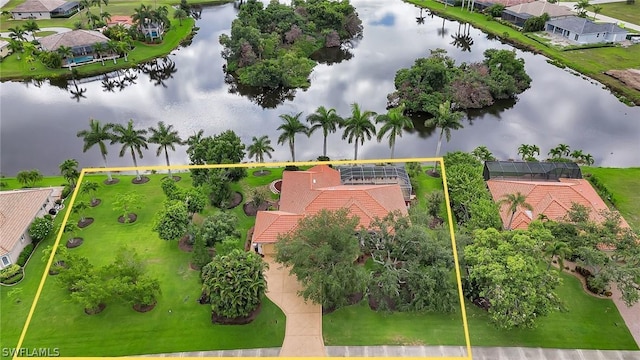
277,112 -> 308,162
248,135 -> 274,174
342,103 -> 377,161
425,101 -> 464,171
8,26 -> 26,42
59,158 -> 80,188
77,119 -> 116,182
548,147 -> 563,159
471,145 -> 495,162
517,144 -> 539,161
111,119 -> 148,180
545,241 -> 570,271
148,121 -> 183,179
306,106 -> 343,157
498,192 -> 533,230
93,42 -> 107,65
375,104 -> 413,159
24,21 -> 40,42
57,45 -> 74,69
582,153 -> 595,166
570,149 -> 584,163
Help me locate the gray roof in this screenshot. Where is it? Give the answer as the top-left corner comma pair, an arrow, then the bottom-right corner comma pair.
39,30 -> 109,51
12,0 -> 66,13
546,16 -> 627,35
505,1 -> 573,18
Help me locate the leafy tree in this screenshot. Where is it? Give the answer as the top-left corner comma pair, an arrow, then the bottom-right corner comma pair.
16,169 -> 43,188
112,192 -> 143,222
277,112 -> 309,162
56,252 -> 93,292
466,198 -> 503,231
499,192 -> 533,230
183,187 -> 207,218
191,231 -> 211,270
161,177 -> 182,200
29,217 -> 54,244
483,49 -> 532,99
425,101 -> 464,172
148,121 -> 183,180
522,13 -> 549,32
201,249 -> 267,319
59,158 -> 80,188
186,130 -> 246,185
81,181 -> 100,204
247,135 -> 274,170
342,103 -> 377,160
249,187 -> 269,209
111,119 -> 148,181
465,228 -> 562,329
201,212 -> 240,247
76,119 -> 116,182
376,104 -> 414,159
275,209 -> 368,310
121,276 -> 161,307
70,273 -> 109,313
306,106 -> 343,157
153,200 -> 189,242
173,8 -> 188,25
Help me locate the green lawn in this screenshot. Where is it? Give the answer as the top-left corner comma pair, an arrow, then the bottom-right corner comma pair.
324,271 -> 638,349
583,167 -> 640,231
406,0 -> 640,105
597,2 -> 640,26
2,172 -> 285,358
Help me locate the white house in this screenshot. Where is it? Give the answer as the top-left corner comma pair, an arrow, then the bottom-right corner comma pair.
0,188 -> 58,269
546,16 -> 628,44
0,40 -> 10,58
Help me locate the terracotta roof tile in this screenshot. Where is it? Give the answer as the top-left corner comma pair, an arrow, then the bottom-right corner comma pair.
0,189 -> 54,256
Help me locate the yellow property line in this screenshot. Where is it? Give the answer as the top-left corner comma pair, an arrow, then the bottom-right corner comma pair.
14,158 -> 472,360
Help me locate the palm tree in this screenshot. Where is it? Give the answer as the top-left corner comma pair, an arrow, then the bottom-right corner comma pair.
471,146 -> 495,162
81,181 -> 100,205
375,104 -> 413,159
548,147 -> 563,159
425,101 -> 464,172
545,241 -> 570,271
581,153 -> 595,166
555,143 -> 571,157
93,42 -> 106,65
306,106 -> 343,157
111,119 -> 148,181
277,112 -> 308,162
24,21 -> 40,42
8,26 -> 26,42
7,40 -> 24,59
173,8 -> 188,26
59,159 -> 80,188
498,192 -> 533,230
517,144 -> 540,161
77,119 -> 116,182
148,121 -> 183,179
248,135 -> 274,167
342,103 -> 377,161
574,0 -> 590,17
57,45 -> 74,69
592,5 -> 602,19
106,40 -> 119,63
570,149 -> 584,163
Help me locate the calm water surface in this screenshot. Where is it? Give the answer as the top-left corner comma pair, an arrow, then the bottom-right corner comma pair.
1,0 -> 639,176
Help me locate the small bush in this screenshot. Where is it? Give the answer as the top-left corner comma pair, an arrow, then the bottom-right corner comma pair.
17,244 -> 35,267
284,165 -> 300,171
0,264 -> 22,281
485,4 -> 505,17
61,184 -> 73,199
2,272 -> 24,284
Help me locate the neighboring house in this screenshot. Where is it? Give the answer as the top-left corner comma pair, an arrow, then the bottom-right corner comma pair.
11,0 -> 78,20
473,0 -> 536,12
501,1 -> 573,27
483,161 -> 628,230
39,30 -> 109,65
546,16 -> 628,44
107,15 -> 134,28
0,40 -> 10,58
0,189 -> 57,269
251,165 -> 408,255
138,19 -> 165,41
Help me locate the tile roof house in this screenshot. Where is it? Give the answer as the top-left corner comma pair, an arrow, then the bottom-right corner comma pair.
107,15 -> 134,28
486,178 -> 629,230
473,0 -> 536,12
501,1 -> 573,27
11,0 -> 78,20
0,40 -> 10,59
0,189 -> 57,269
39,30 -> 109,66
546,16 -> 628,44
252,165 -> 408,254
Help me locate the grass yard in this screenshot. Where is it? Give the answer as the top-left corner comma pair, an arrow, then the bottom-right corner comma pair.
324,271 -> 638,349
406,0 -> 640,105
4,172 -> 285,358
597,2 -> 640,26
583,167 -> 640,231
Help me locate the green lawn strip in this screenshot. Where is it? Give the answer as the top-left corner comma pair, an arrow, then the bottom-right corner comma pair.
0,206 -> 71,360
583,167 -> 640,231
323,271 -> 637,349
406,0 -> 640,105
14,173 -> 284,357
597,2 -> 640,26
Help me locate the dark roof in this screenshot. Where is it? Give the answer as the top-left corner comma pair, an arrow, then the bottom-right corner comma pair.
483,161 -> 582,181
53,1 -> 78,11
336,165 -> 412,201
546,16 -> 627,35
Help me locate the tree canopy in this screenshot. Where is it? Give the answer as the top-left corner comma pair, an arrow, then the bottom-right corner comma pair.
219,0 -> 362,89
388,48 -> 531,115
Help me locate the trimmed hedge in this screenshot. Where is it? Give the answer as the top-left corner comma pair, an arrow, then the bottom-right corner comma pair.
2,271 -> 24,285
17,244 -> 35,267
588,174 -> 616,206
0,264 -> 21,281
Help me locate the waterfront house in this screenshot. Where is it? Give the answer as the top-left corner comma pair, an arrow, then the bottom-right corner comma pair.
546,16 -> 628,44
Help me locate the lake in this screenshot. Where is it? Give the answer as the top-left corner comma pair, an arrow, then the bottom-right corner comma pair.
1,0 -> 639,176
